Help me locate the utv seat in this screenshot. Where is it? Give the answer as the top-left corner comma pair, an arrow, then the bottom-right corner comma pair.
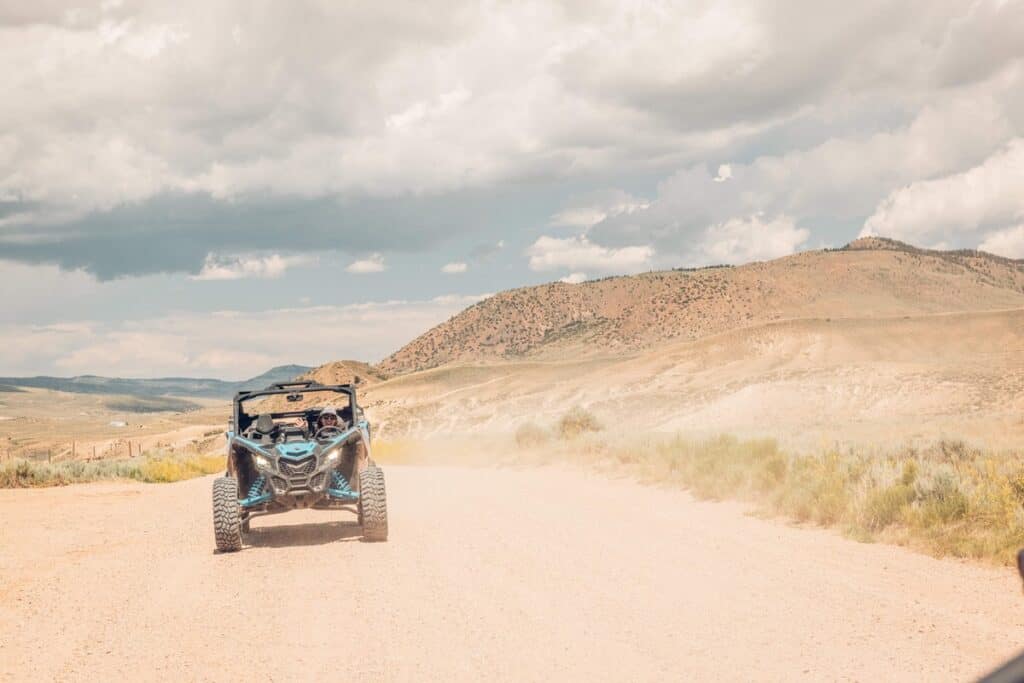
338,406 -> 353,427
252,414 -> 279,442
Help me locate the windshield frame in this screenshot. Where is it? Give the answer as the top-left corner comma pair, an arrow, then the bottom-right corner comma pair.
231,383 -> 358,434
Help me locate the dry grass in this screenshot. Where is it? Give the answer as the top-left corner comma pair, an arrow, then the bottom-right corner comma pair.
556,407 -> 602,439
0,452 -> 225,487
520,414 -> 1024,565
370,438 -> 420,464
515,422 -> 550,448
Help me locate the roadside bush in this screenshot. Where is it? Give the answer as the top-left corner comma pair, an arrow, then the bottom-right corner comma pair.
914,472 -> 968,525
139,454 -> 224,483
557,407 -> 602,439
776,453 -> 851,525
0,452 -> 224,488
860,483 -> 916,531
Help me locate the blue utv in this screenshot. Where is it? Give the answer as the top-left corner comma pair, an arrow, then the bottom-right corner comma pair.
212,381 -> 387,551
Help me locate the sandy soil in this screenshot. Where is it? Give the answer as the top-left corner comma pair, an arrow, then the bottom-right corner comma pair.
367,308 -> 1024,450
2,465 -> 1023,681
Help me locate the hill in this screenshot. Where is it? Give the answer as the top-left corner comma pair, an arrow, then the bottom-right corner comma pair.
365,307 -> 1024,448
0,364 -> 314,400
378,238 -> 1024,374
296,360 -> 388,387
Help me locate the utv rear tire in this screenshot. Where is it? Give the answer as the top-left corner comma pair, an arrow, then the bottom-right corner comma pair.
213,476 -> 243,552
358,466 -> 388,542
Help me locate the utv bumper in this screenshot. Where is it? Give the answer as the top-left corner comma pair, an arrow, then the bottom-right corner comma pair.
239,455 -> 359,509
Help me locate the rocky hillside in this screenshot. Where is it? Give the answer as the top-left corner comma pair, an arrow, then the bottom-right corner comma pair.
379,238 -> 1024,374
297,360 -> 388,387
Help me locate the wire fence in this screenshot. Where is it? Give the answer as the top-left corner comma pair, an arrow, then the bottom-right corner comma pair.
2,435 -> 221,463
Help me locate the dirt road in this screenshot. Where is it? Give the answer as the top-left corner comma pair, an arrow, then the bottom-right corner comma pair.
2,465 -> 1023,681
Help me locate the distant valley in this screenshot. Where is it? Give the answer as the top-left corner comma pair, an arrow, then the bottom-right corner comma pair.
0,364 -> 314,403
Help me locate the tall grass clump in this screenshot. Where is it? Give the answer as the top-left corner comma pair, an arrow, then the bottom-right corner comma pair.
138,453 -> 225,483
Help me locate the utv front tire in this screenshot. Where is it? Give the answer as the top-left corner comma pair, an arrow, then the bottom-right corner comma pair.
213,476 -> 243,552
358,466 -> 388,542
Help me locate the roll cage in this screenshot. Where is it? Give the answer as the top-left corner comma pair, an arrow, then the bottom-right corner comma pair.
231,381 -> 360,435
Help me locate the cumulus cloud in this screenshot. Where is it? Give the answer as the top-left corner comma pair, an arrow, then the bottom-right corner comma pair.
979,224 -> 1024,259
587,89 -> 1020,264
441,261 -> 468,274
345,253 -> 386,274
559,272 -> 587,284
0,295 -> 487,377
3,0 -> 1023,278
548,190 -> 651,230
862,139 -> 1024,245
693,214 -> 809,264
191,253 -> 314,281
527,235 -> 652,273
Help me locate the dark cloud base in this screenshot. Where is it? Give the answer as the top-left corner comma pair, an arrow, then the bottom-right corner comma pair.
0,191 -> 500,280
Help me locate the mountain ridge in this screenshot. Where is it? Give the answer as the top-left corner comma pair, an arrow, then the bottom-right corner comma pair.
378,238 -> 1024,374
0,364 -> 314,400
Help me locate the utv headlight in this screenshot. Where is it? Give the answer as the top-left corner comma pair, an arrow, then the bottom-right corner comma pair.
253,454 -> 272,469
324,448 -> 340,463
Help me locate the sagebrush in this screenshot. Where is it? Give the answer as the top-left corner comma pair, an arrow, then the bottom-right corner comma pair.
0,452 -> 225,487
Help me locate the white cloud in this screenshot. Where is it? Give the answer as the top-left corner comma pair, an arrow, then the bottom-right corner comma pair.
0,294 -> 487,377
559,272 -> 587,284
527,235 -> 652,273
548,190 -> 650,229
979,224 -> 1024,259
589,90 -> 1018,261
5,0 -> 1020,232
548,207 -> 610,229
693,214 -> 809,264
862,139 -> 1024,245
441,261 -> 468,274
713,164 -> 732,182
191,253 -> 314,280
345,253 -> 386,273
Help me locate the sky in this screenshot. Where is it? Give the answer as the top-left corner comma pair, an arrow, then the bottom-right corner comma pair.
1,0 -> 1023,378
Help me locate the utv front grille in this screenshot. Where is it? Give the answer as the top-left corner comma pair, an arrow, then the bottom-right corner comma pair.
280,457 -> 317,478
310,473 -> 325,490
